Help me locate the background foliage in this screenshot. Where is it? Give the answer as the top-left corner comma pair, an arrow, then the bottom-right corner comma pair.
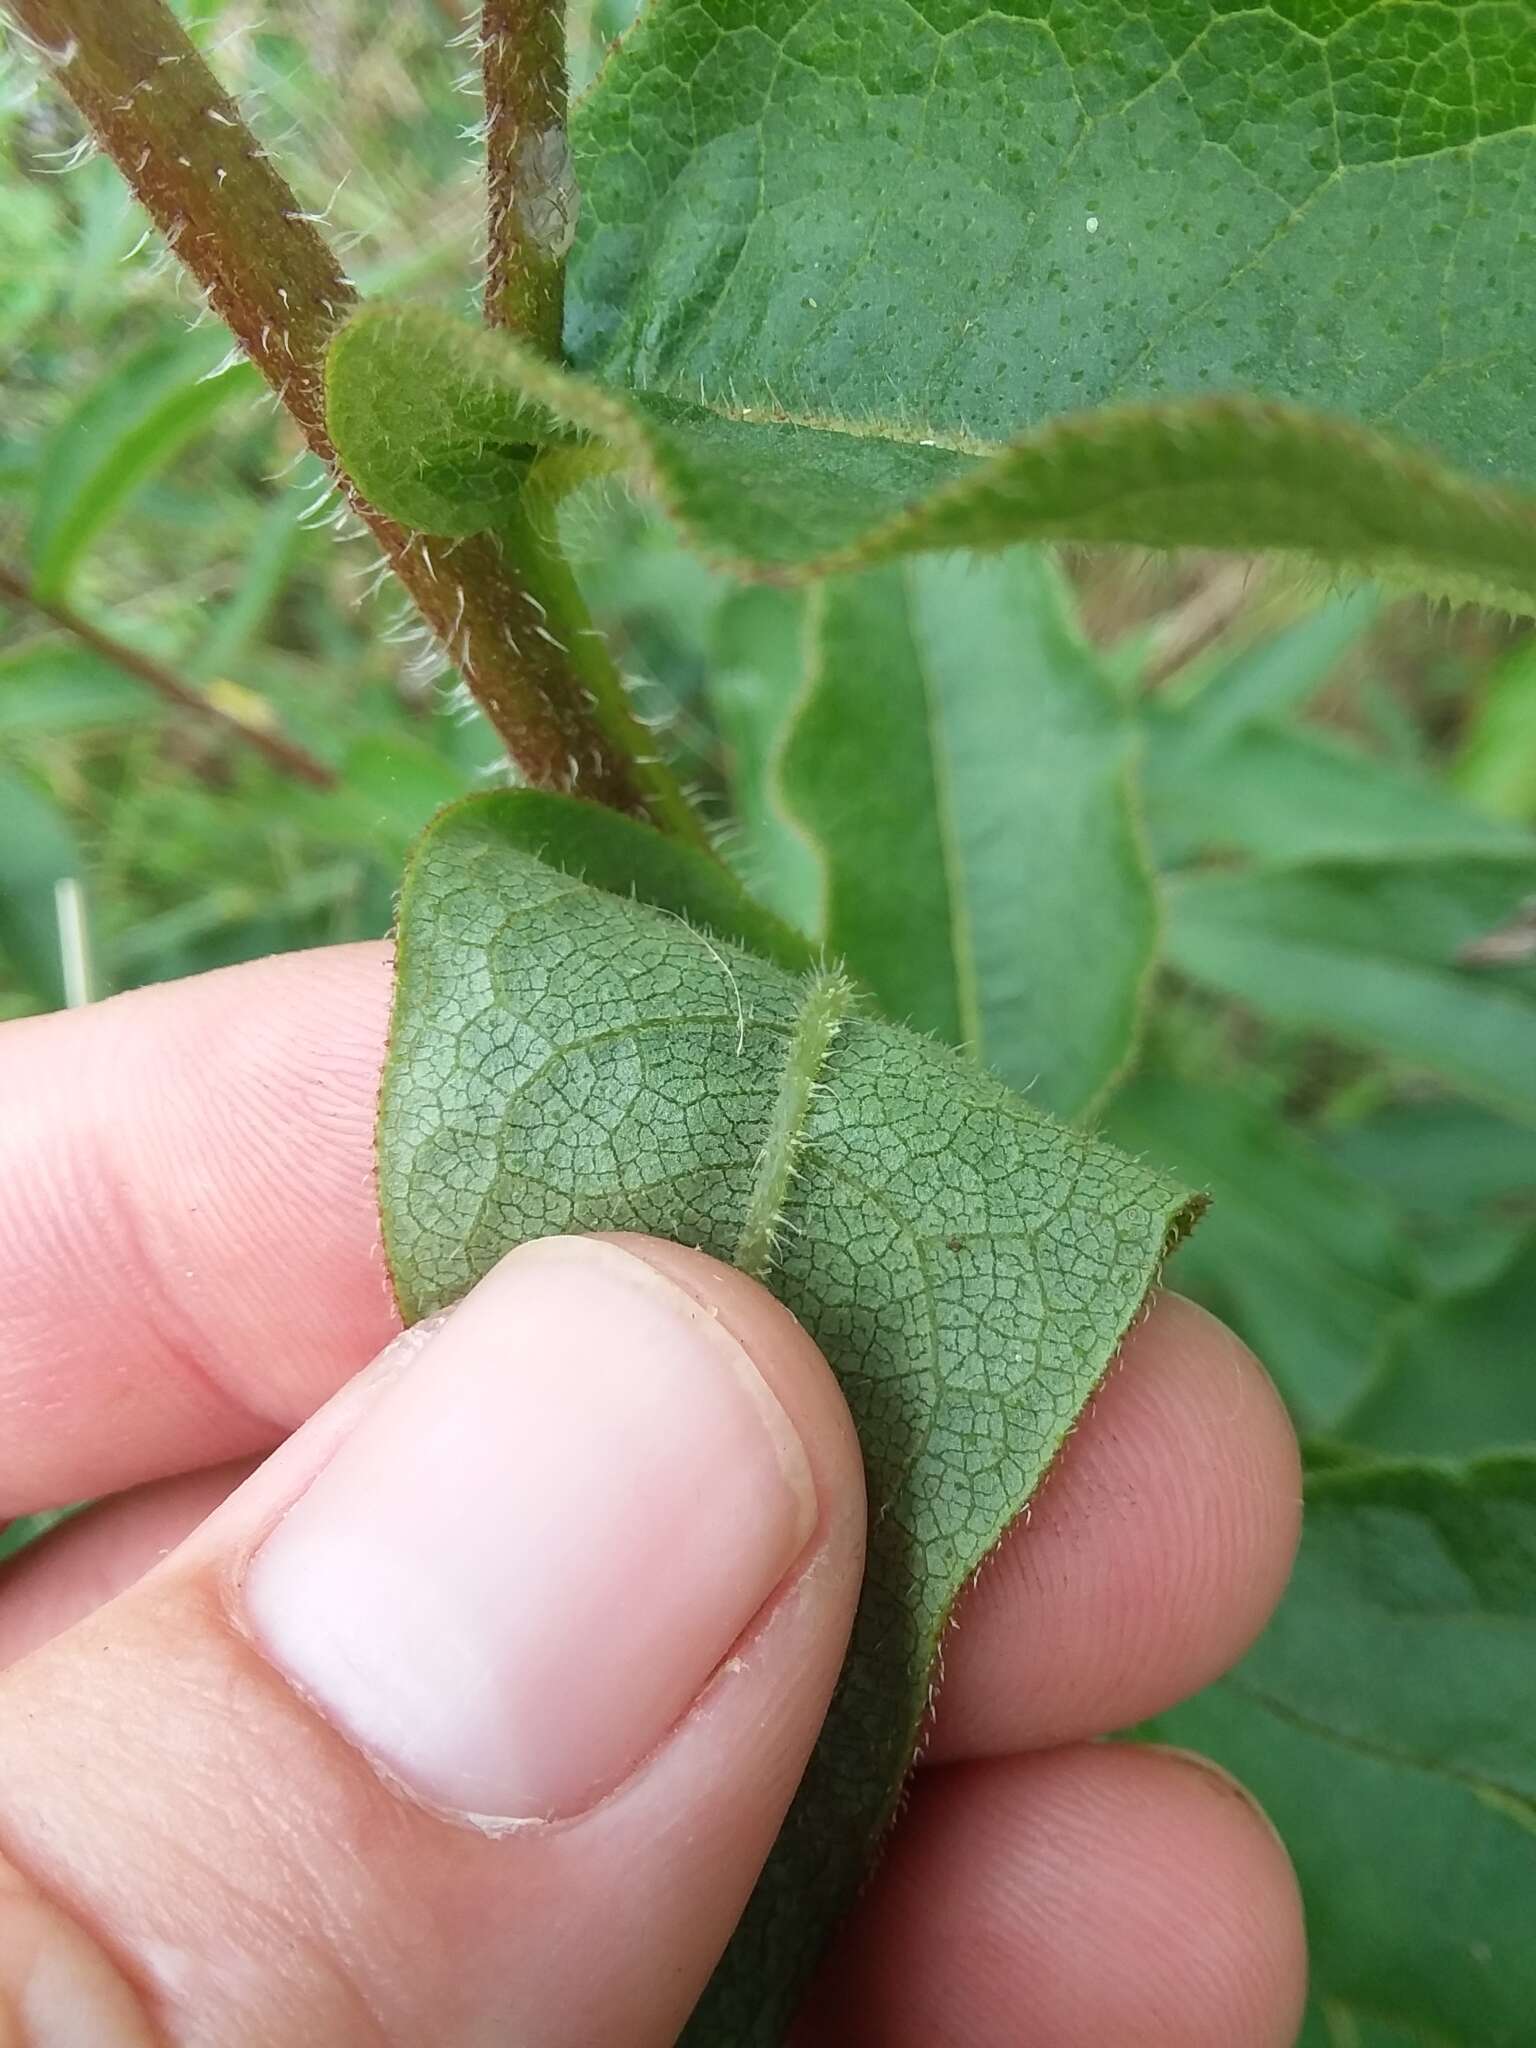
4,2 -> 1536,2041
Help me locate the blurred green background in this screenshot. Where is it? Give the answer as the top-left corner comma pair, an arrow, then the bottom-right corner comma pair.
5,3 -> 1536,2035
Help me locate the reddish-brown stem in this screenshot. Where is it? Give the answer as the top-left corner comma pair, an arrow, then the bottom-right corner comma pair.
482,0 -> 570,355
7,0 -> 666,820
0,560 -> 337,787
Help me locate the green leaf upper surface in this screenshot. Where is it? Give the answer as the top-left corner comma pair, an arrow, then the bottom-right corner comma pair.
1150,1453 -> 1536,2048
1166,852 -> 1536,1122
568,0 -> 1536,597
379,796 -> 1195,2044
327,0 -> 1536,600
780,549 -> 1157,1118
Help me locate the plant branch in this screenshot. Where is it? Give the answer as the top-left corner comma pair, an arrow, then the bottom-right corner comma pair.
8,0 -> 700,835
481,0 -> 570,356
0,560 -> 337,787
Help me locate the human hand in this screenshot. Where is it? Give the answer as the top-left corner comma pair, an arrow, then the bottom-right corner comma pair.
0,943 -> 1306,2045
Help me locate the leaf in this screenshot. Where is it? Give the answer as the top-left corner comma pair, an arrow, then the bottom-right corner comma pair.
436,788 -> 820,973
327,305 -> 1536,608
1166,853 -> 1536,1124
1163,588 -> 1383,739
1341,1238 -> 1536,1457
187,483 -> 312,684
779,549 -> 1158,1118
0,1505 -> 86,1570
1143,714 -> 1528,867
707,586 -> 824,934
0,643 -> 151,736
1149,1452 -> 1536,2048
379,794 -> 1196,2043
1451,639 -> 1536,826
28,331 -> 259,601
1105,1066 -> 1416,1429
325,311 -> 571,536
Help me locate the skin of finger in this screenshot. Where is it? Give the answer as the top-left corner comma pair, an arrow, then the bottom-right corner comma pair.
3,1281 -> 1300,1780
0,942 -> 398,1516
923,1292 -> 1302,1761
0,1460 -> 259,1671
0,1243 -> 866,2048
795,1744 -> 1308,2048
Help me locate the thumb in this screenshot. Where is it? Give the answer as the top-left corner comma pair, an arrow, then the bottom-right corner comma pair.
0,1235 -> 865,2046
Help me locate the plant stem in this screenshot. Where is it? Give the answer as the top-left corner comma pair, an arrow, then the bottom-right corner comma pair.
0,560 -> 337,787
481,0 -> 570,356
9,0 -> 700,835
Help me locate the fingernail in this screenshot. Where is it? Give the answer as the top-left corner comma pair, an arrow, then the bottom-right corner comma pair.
241,1237 -> 817,1824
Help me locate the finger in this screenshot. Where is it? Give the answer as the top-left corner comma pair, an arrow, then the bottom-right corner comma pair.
0,1236 -> 865,2047
924,1292 -> 1301,1760
797,1743 -> 1307,2048
0,942 -> 397,1513
4,1290 -> 1298,1764
0,1460 -> 257,1671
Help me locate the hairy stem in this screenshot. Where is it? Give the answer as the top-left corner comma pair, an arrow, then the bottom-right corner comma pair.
0,561 -> 336,787
8,0 -> 698,832
482,0 -> 570,355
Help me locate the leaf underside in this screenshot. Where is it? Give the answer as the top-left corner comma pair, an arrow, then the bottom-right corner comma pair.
378,795 -> 1196,2044
328,0 -> 1536,607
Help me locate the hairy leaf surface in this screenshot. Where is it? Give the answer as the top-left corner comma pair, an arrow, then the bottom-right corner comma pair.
780,549 -> 1157,1118
328,0 -> 1536,604
1151,1453 -> 1536,2048
327,305 -> 1536,606
380,795 -> 1196,2043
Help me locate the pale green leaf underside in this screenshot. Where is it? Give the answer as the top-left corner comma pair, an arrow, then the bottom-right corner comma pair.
780,549 -> 1157,1118
1151,1453 -> 1536,2048
328,306 -> 1536,607
380,797 -> 1195,2044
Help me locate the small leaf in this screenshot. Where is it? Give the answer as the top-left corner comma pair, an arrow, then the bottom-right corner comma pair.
379,797 -> 1196,2042
780,549 -> 1157,1119
325,308 -> 574,536
1166,853 -> 1536,1123
1149,1451 -> 1536,2048
28,332 -> 258,600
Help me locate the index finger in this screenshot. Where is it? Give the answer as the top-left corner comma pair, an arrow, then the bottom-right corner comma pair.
0,943 -> 398,1515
